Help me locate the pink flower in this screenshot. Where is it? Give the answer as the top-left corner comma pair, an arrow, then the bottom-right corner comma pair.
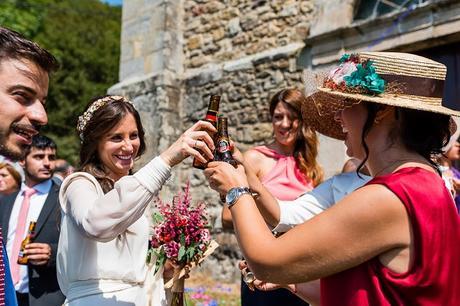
147,181 -> 212,267
328,61 -> 357,85
164,241 -> 180,259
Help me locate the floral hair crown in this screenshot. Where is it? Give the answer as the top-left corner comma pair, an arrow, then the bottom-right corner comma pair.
77,95 -> 133,140
323,53 -> 386,95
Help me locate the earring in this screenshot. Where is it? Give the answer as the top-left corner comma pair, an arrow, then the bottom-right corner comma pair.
374,117 -> 381,125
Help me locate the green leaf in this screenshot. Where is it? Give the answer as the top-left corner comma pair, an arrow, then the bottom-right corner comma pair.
178,245 -> 186,262
154,254 -> 166,275
187,246 -> 195,261
152,212 -> 164,224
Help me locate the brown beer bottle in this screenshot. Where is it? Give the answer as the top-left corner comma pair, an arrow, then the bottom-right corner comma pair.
17,221 -> 37,265
214,116 -> 237,167
193,95 -> 221,169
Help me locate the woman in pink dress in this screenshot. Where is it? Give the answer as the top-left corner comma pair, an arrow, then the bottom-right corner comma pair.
221,88 -> 323,306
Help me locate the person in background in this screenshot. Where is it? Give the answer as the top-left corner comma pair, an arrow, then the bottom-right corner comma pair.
0,26 -> 58,306
221,88 -> 322,306
205,52 -> 460,305
57,95 -> 216,305
0,163 -> 21,196
52,159 -> 74,184
0,135 -> 65,306
438,117 -> 460,212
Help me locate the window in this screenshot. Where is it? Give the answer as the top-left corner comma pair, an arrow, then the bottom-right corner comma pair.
354,0 -> 430,21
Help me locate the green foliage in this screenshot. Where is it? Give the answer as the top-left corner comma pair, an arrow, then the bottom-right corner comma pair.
0,0 -> 121,165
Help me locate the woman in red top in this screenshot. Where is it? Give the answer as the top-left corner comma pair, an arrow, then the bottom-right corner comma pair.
205,52 -> 460,305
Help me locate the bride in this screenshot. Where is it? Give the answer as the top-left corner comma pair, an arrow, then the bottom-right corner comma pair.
57,95 -> 216,305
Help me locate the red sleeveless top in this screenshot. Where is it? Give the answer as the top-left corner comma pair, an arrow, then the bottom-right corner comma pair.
321,167 -> 460,306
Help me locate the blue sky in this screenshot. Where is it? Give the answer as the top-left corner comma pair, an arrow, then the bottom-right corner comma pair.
100,0 -> 122,6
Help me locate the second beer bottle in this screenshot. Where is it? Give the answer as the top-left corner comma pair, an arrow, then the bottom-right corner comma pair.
214,116 -> 237,167
192,95 -> 220,169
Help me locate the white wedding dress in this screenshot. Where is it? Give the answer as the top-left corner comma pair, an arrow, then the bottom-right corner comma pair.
57,157 -> 171,305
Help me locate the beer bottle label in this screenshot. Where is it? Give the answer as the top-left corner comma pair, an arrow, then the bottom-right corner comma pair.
205,110 -> 218,122
217,139 -> 231,153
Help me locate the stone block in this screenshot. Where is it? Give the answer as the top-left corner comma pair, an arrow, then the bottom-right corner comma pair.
279,2 -> 299,17
241,13 -> 260,31
310,0 -> 354,37
204,1 -> 226,14
120,57 -> 144,81
227,17 -> 241,37
300,1 -> 314,14
212,27 -> 226,41
220,7 -> 240,20
260,11 -> 277,22
295,23 -> 310,40
187,35 -> 203,50
144,52 -> 166,75
232,33 -> 249,45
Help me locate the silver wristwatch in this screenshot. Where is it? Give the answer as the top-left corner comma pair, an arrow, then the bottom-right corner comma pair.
225,187 -> 258,208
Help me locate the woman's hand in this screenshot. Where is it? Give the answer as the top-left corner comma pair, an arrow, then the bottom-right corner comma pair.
163,259 -> 191,282
239,260 -> 294,292
204,161 -> 249,197
160,120 -> 217,167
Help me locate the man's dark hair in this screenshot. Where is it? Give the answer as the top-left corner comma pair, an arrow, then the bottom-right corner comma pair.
0,27 -> 58,73
25,135 -> 57,157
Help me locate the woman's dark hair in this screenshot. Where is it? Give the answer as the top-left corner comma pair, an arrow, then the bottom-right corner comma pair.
358,102 -> 451,174
269,88 -> 323,186
78,95 -> 146,193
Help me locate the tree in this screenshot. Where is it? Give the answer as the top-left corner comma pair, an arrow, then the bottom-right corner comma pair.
0,0 -> 121,165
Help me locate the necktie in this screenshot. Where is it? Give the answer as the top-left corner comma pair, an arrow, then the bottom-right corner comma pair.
0,227 -> 5,306
10,188 -> 36,284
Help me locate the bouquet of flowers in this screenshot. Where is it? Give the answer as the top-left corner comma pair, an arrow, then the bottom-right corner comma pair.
147,182 -> 218,306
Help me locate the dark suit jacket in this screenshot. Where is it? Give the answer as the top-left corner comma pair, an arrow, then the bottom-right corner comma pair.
0,180 -> 65,306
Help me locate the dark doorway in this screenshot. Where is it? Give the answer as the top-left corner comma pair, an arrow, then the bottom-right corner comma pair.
416,41 -> 460,111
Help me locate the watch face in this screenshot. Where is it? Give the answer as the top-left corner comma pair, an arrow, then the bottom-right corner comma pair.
226,188 -> 238,204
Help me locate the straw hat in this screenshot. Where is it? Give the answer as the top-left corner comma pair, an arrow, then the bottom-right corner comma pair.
315,51 -> 460,117
301,52 -> 460,140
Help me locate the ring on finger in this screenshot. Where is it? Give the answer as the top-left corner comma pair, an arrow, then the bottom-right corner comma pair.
194,140 -> 199,148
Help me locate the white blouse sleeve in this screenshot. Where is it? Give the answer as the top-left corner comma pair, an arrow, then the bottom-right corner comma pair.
61,156 -> 171,242
272,177 -> 336,233
273,172 -> 372,233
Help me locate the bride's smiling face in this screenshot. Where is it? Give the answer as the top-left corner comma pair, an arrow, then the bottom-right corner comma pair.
97,113 -> 140,181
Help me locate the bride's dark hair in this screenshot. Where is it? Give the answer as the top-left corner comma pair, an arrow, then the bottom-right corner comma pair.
78,95 -> 146,193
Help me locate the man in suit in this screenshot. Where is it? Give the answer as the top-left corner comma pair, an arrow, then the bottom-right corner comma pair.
0,26 -> 57,306
0,135 -> 65,306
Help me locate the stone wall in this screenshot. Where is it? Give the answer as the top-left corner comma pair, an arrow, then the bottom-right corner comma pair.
184,0 -> 314,69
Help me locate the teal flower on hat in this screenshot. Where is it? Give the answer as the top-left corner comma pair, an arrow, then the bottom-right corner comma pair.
339,53 -> 351,64
344,60 -> 385,94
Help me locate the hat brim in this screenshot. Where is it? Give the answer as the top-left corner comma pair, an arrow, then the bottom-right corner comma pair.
305,88 -> 458,140
317,87 -> 460,117
301,92 -> 347,140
